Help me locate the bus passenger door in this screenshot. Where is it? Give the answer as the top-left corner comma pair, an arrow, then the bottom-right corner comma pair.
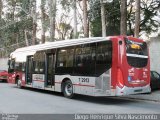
46,54 -> 55,87
26,56 -> 33,85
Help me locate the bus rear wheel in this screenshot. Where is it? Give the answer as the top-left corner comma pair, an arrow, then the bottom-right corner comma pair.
63,80 -> 74,98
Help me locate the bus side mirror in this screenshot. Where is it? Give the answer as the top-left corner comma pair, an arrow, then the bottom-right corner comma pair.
119,41 -> 122,45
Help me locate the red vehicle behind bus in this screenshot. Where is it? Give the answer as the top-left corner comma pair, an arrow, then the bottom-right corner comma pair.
8,36 -> 150,98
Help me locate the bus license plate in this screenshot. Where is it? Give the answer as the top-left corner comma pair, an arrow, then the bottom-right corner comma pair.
134,89 -> 142,92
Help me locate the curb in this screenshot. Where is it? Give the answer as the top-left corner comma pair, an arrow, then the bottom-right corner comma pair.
118,96 -> 160,103
121,97 -> 160,102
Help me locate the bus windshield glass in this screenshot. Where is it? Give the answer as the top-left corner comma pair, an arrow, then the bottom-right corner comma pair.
125,39 -> 148,68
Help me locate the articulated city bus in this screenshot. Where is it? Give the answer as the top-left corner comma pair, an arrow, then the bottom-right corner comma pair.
8,36 -> 151,98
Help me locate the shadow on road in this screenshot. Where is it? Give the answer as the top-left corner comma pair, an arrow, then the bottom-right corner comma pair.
11,85 -> 139,105
12,85 -> 63,96
0,80 -> 8,83
73,94 -> 138,105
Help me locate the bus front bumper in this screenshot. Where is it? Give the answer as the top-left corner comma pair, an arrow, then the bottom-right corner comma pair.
115,85 -> 151,96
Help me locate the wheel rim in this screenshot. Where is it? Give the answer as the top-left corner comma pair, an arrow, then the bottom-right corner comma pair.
65,83 -> 73,96
17,80 -> 21,87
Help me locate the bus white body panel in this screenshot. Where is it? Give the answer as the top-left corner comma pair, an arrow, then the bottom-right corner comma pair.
54,69 -> 112,96
32,74 -> 45,89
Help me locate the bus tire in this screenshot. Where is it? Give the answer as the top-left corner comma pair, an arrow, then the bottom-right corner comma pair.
17,79 -> 22,89
63,80 -> 74,98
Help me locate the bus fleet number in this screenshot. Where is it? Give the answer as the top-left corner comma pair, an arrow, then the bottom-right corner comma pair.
79,78 -> 89,83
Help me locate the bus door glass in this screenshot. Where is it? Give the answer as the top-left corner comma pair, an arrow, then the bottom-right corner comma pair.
26,56 -> 33,84
8,59 -> 15,73
46,53 -> 55,87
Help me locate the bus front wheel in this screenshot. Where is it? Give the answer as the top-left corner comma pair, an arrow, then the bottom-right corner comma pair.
63,80 -> 74,98
17,79 -> 22,89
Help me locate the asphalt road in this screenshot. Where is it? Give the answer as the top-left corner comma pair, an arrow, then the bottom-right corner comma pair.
0,83 -> 160,114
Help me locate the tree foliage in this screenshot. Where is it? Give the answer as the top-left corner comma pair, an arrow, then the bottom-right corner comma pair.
0,0 -> 33,57
89,0 -> 160,37
89,0 -> 120,37
127,0 -> 160,36
0,0 -> 159,57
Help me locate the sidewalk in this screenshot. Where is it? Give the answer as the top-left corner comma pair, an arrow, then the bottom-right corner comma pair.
120,90 -> 160,102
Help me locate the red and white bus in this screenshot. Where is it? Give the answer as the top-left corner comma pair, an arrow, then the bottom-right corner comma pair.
8,36 -> 151,98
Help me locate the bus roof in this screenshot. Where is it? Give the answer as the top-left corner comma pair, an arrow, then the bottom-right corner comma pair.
10,37 -> 109,62
10,36 -> 144,62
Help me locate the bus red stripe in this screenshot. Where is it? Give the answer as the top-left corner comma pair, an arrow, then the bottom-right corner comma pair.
73,84 -> 95,87
55,82 -> 95,87
33,80 -> 45,82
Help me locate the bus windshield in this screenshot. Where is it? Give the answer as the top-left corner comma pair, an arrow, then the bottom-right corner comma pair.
125,39 -> 148,68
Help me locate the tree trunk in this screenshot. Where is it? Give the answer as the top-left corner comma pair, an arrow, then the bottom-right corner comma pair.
134,0 -> 140,38
0,0 -> 3,38
11,0 -> 16,21
0,0 -> 2,20
73,0 -> 77,39
82,0 -> 89,37
41,0 -> 45,43
120,0 -> 127,35
32,0 -> 37,45
16,33 -> 19,48
24,30 -> 29,46
49,0 -> 56,42
100,0 -> 106,37
11,0 -> 16,47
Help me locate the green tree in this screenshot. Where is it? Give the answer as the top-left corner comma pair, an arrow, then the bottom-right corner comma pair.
89,0 -> 160,37
1,0 -> 32,49
89,0 -> 120,37
127,0 -> 160,36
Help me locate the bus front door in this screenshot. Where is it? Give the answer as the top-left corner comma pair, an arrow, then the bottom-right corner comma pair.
46,54 -> 55,88
26,56 -> 33,85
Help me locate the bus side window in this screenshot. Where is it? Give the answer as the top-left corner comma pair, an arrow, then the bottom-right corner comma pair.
56,47 -> 74,74
22,63 -> 26,72
57,49 -> 67,67
11,60 -> 15,69
74,43 -> 96,75
57,47 -> 74,68
75,47 -> 83,67
33,52 -> 45,74
96,41 -> 112,75
15,63 -> 22,71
